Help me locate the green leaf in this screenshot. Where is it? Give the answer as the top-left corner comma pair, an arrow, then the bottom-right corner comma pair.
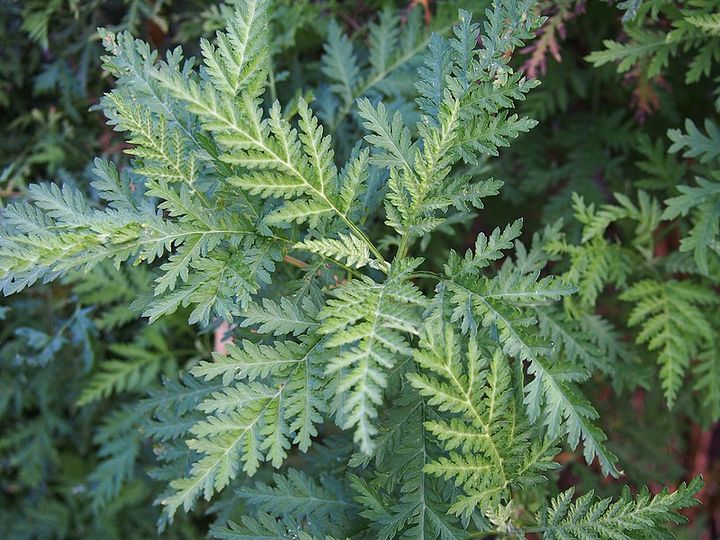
621,280 -> 719,407
321,21 -> 360,107
318,259 -> 425,453
537,478 -> 703,539
668,119 -> 720,163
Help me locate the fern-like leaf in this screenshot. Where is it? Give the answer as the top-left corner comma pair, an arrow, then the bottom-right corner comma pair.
537,478 -> 702,539
621,280 -> 719,407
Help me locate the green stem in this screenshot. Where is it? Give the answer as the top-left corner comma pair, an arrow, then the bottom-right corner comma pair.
268,61 -> 278,103
346,218 -> 386,267
409,270 -> 441,281
396,232 -> 411,261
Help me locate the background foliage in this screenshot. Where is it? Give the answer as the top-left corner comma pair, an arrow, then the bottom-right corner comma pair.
0,0 -> 719,538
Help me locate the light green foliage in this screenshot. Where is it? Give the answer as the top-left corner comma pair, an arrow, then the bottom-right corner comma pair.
664,119 -> 720,275
166,332 -> 327,515
1,10 -> 285,326
538,478 -> 702,539
621,280 -> 718,407
238,297 -> 318,337
358,6 -> 538,247
668,119 -> 720,164
545,192 -> 656,313
408,324 -> 559,518
0,1 -> 706,539
295,232 -> 386,270
587,0 -> 720,83
547,177 -> 720,415
440,220 -> 619,477
319,258 -> 425,452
